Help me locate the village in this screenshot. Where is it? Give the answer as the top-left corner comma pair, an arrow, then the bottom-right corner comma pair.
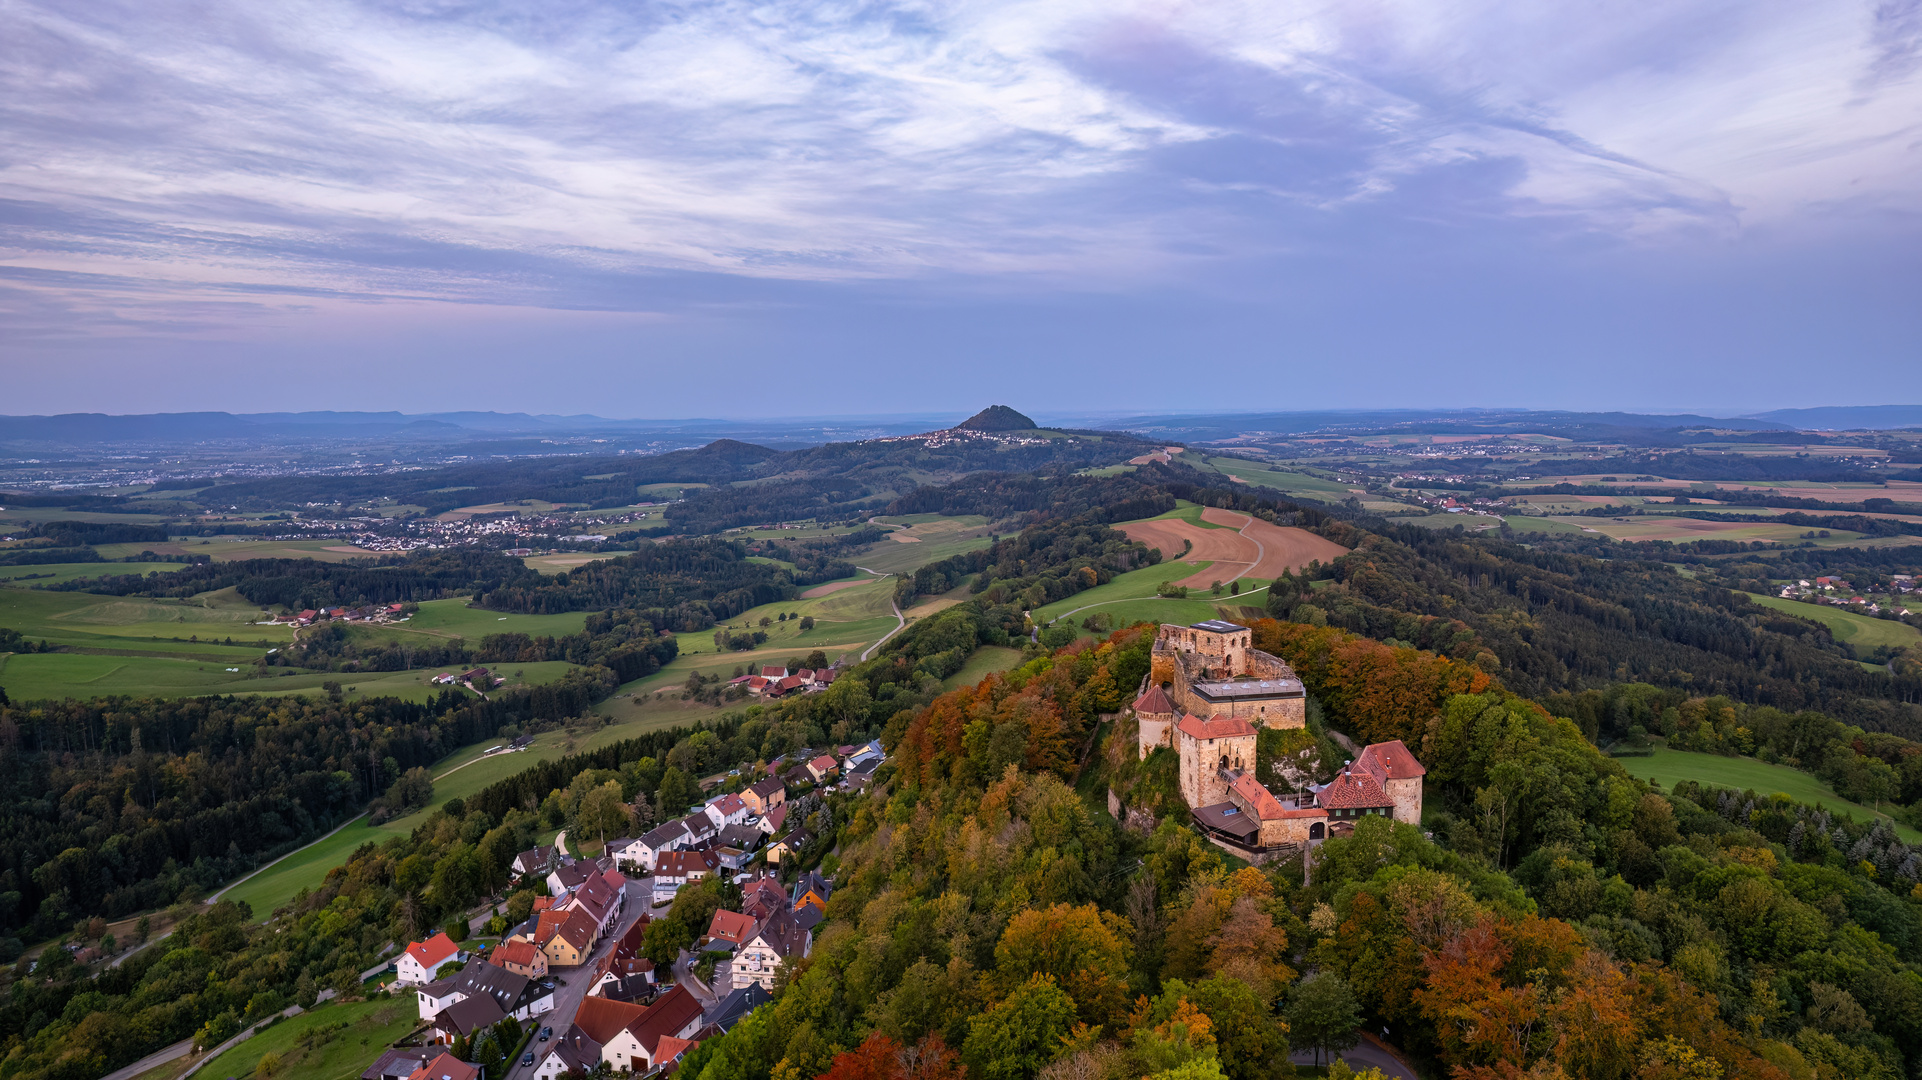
361,739 -> 883,1080
1777,573 -> 1917,616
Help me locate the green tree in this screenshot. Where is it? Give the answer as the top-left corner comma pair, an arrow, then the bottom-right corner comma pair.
963,973 -> 1079,1080
577,780 -> 634,845
1286,973 -> 1360,1068
658,768 -> 699,815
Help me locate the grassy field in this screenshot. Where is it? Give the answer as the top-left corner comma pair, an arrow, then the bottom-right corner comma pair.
1031,560 -> 1220,624
942,646 -> 1025,689
1190,457 -> 1354,502
852,516 -> 995,575
523,552 -> 625,574
1029,560 -> 1253,635
376,599 -> 591,641
0,561 -> 186,585
1614,747 -> 1922,843
195,998 -> 420,1080
223,728 -> 578,918
0,587 -> 581,703
1746,594 -> 1922,653
1134,500 -> 1233,529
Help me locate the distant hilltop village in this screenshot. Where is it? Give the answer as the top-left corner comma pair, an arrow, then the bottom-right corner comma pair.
1135,620 -> 1424,860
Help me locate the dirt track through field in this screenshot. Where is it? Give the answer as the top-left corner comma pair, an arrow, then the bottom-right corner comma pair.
1117,509 -> 1348,588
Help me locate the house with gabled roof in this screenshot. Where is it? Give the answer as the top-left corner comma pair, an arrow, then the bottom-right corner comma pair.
396,932 -> 461,985
730,907 -> 810,991
533,1025 -> 602,1080
805,754 -> 838,782
403,1052 -> 479,1080
512,846 -> 557,878
707,908 -> 757,949
542,908 -> 599,967
791,870 -> 832,916
742,777 -> 785,816
489,937 -> 548,979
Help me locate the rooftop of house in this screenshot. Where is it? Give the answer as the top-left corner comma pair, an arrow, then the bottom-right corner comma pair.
1317,766 -> 1396,810
1190,619 -> 1247,634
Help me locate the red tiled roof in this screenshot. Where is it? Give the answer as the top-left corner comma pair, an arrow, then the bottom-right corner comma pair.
631,985 -> 705,1056
1229,773 -> 1287,820
574,995 -> 648,1045
550,909 -> 598,951
1134,684 -> 1175,715
1318,768 -> 1394,810
1356,739 -> 1426,780
405,1052 -> 479,1080
747,677 -> 769,689
1176,713 -> 1256,740
808,754 -> 837,773
405,932 -> 459,970
776,676 -> 804,690
654,1036 -> 697,1069
760,666 -> 786,678
490,939 -> 542,968
707,909 -> 756,945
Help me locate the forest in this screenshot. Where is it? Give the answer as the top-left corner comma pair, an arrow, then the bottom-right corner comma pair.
7,596 -> 1922,1080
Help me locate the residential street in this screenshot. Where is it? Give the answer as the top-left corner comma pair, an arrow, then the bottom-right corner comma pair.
496,876 -> 653,1080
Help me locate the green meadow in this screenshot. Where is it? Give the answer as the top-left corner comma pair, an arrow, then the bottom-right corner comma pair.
1615,747 -> 1921,844
941,646 -> 1025,689
194,998 -> 420,1080
0,561 -> 185,586
1135,499 -> 1233,528
1031,560 -> 1219,623
1746,594 -> 1922,653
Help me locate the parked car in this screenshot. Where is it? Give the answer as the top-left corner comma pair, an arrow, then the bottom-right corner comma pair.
521,1052 -> 535,1066
540,1027 -> 552,1041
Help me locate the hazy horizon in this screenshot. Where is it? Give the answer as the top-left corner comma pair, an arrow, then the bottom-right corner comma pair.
4,1 -> 1918,415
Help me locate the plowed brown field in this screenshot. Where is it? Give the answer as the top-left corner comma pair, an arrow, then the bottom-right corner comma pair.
1117,509 -> 1348,588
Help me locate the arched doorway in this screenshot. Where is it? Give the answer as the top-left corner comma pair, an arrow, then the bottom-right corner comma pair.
1309,822 -> 1324,840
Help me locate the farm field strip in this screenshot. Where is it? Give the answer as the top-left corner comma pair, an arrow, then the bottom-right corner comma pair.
1615,747 -> 1921,843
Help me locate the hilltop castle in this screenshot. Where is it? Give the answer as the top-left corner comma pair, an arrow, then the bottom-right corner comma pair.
1132,620 -> 1425,857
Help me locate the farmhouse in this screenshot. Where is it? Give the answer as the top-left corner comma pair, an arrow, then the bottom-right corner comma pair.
1138,621 -> 1306,757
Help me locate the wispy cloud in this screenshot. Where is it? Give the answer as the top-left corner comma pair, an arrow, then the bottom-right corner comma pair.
0,0 -> 1916,327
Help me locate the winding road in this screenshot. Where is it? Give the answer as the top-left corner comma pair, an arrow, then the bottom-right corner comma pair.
855,567 -> 906,661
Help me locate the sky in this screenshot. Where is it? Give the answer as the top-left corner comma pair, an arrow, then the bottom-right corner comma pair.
1,0 -> 1918,417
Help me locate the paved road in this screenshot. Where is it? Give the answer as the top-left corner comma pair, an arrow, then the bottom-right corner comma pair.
1288,1033 -> 1417,1080
496,877 -> 652,1080
99,1038 -> 194,1080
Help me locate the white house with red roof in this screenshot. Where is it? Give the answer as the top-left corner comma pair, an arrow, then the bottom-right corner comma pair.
703,792 -> 749,829
396,932 -> 461,985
